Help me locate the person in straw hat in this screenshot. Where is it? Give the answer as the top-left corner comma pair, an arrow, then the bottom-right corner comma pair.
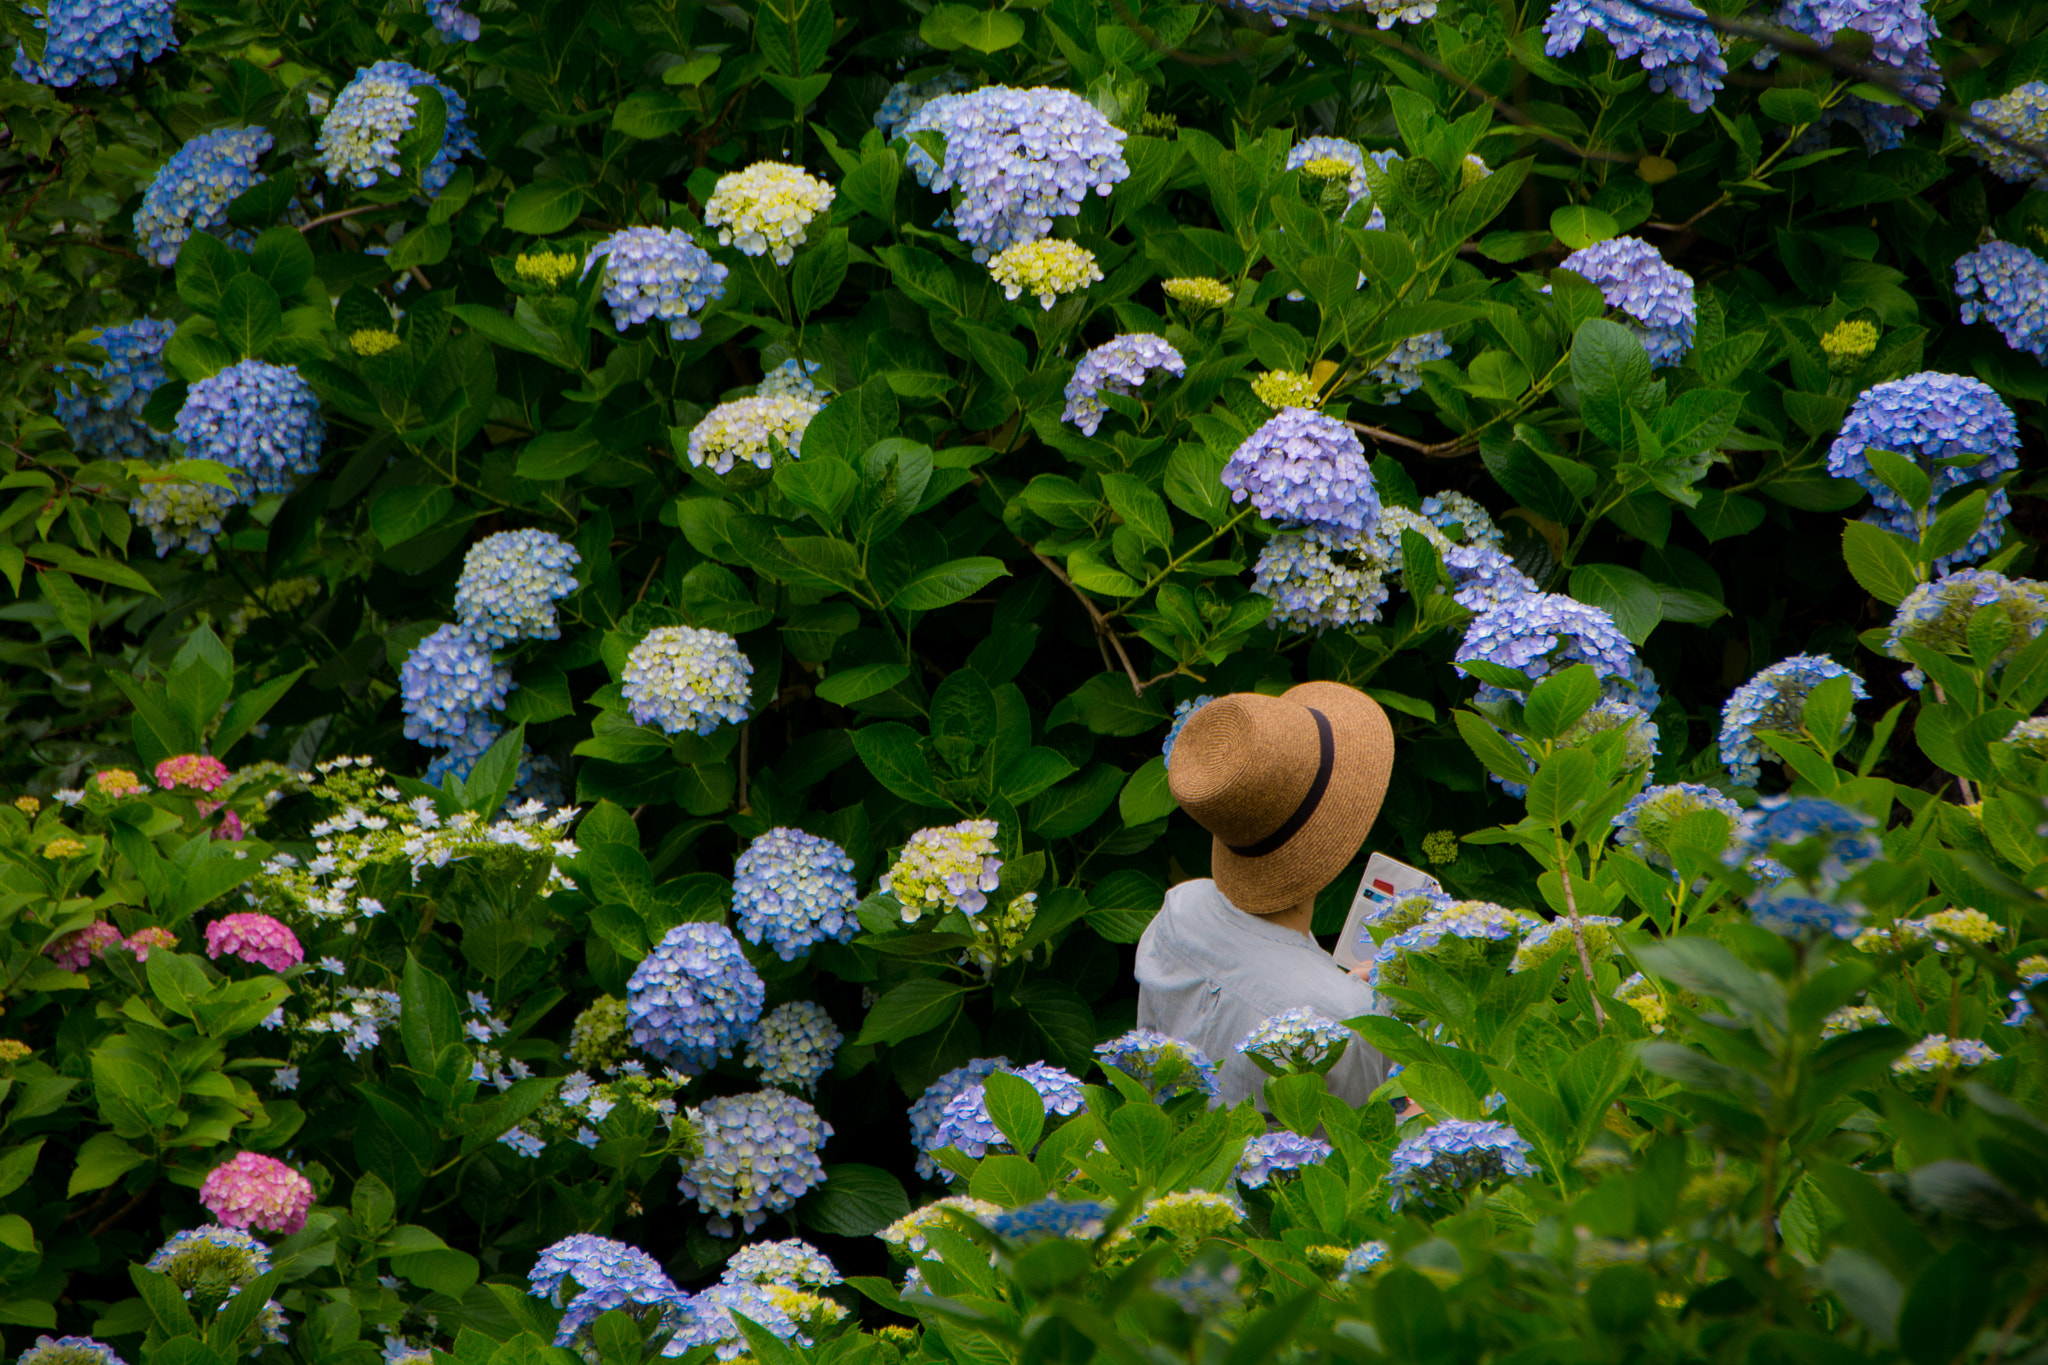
1136,681 -> 1396,1110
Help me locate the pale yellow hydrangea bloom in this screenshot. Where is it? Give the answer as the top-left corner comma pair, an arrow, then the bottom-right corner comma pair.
1163,277 -> 1233,308
704,162 -> 836,265
1822,318 -> 1879,366
989,240 -> 1101,310
1252,370 -> 1322,409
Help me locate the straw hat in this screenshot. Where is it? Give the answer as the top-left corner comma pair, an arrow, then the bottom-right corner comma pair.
1167,682 -> 1395,914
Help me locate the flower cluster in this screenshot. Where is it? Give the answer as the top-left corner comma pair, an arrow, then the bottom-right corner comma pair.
199,1153 -> 314,1234
133,126 -> 273,268
1163,277 -> 1234,309
1555,236 -> 1698,366
515,250 -> 579,289
622,625 -> 753,735
1062,334 -> 1186,436
287,984 -> 402,1061
318,61 -> 479,193
882,819 -> 1003,923
204,913 -> 303,972
1615,973 -> 1670,1033
453,530 -> 581,647
745,1001 -> 842,1092
1718,654 -> 1866,786
1286,136 -> 1370,210
1855,906 -> 2001,955
426,0 -> 481,41
732,827 -> 859,960
1543,0 -> 1726,113
132,476 -> 236,557
1386,1119 -> 1540,1210
59,319 -> 175,461
908,1058 -> 1010,1180
757,358 -> 829,401
585,227 -> 729,341
1954,240 -> 2048,362
1741,796 -> 1881,888
1884,570 -> 2048,689
875,72 -> 973,140
1963,83 -> 2048,189
400,623 -> 512,751
1613,782 -> 1741,869
44,921 -> 123,973
12,0 -> 175,87
879,1194 -> 1002,1257
1095,1028 -> 1220,1101
722,1238 -> 840,1290
1826,372 -> 2018,566
1355,888 -> 1454,952
174,360 -> 327,500
1821,1003 -> 1890,1038
18,1337 -> 130,1365
1892,1036 -> 2000,1075
1455,592 -> 1647,701
156,754 -> 230,792
1252,370 -> 1323,410
704,162 -> 836,264
145,1225 -> 285,1340
1222,408 -> 1378,534
2007,957 -> 2048,1026
1120,1191 -> 1244,1245
1237,1008 -> 1353,1072
1369,333 -> 1454,398
528,1234 -> 684,1347
902,87 -> 1130,260
979,1198 -> 1112,1244
678,1089 -> 832,1234
686,393 -> 825,473
1368,901 -> 1539,991
925,1062 -> 1086,1169
1232,0 -> 1434,26
2005,716 -> 2048,760
1162,696 -> 1215,767
1769,0 -> 1941,151
626,922 -> 764,1072
671,1283 -> 807,1361
1251,527 -> 1394,632
1235,1131 -> 1333,1189
1510,915 -> 1625,975
988,239 -> 1102,309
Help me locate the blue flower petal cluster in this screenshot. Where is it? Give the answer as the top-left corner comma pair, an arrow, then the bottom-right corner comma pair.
1386,1119 -> 1539,1209
145,1224 -> 272,1292
19,1338 -> 131,1365
1825,372 -> 2018,567
1884,570 -> 2048,689
720,1238 -> 840,1290
1286,136 -> 1370,210
744,1001 -> 842,1092
668,1283 -> 804,1361
1612,782 -> 1743,870
1251,527 -> 1392,632
979,1198 -> 1112,1243
1421,492 -> 1504,549
1236,1007 -> 1352,1070
1062,334 -> 1186,436
626,922 -> 764,1073
1356,888 -> 1454,950
757,358 -> 830,402
134,126 -> 273,268
1542,0 -> 1726,113
1368,332 -> 1453,397
1454,592 -> 1648,702
926,1062 -> 1086,1173
902,87 -> 1130,261
1152,1263 -> 1243,1313
1341,1241 -> 1390,1280
1368,902 -> 1537,989
1442,543 -> 1539,615
58,319 -> 175,460
400,623 -> 512,750
874,72 -> 972,141
1738,795 -> 1881,888
1768,0 -> 1941,151
1955,241 -> 2048,363
1555,236 -> 1697,366
1094,1027 -> 1220,1101
427,0 -> 482,41
12,0 -> 174,87
733,827 -> 859,960
1747,891 -> 1865,940
318,61 -> 479,194
1162,696 -> 1216,768
1717,654 -> 1866,786
1222,407 -> 1378,534
622,625 -> 753,736
1235,1131 -> 1333,1189
173,359 -> 326,499
1963,83 -> 2048,188
1229,0 -> 1435,26
584,227 -> 729,342
528,1234 -> 685,1348
908,1057 -> 1011,1179
453,529 -> 581,647
678,1090 -> 832,1234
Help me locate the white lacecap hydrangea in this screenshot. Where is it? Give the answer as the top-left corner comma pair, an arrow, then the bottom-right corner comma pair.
399,623 -> 513,749
59,319 -> 176,460
133,125 -> 274,268
744,1001 -> 842,1092
686,394 -> 825,474
881,819 -> 1002,923
1061,334 -> 1186,436
678,1089 -> 832,1235
621,625 -> 753,736
732,827 -> 860,961
584,227 -> 729,342
704,162 -> 836,265
988,239 -> 1101,309
173,360 -> 327,499
453,529 -> 582,647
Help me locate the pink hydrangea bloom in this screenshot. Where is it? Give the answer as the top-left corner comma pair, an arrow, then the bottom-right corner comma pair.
204,913 -> 303,972
156,754 -> 231,793
123,926 -> 178,961
45,921 -> 122,972
211,810 -> 246,842
200,1151 -> 315,1233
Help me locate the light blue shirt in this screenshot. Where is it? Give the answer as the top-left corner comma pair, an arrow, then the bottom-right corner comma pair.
1134,877 -> 1392,1110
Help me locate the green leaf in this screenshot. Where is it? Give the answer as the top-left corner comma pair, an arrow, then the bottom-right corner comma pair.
396,85 -> 448,191
175,231 -> 244,314
776,458 -> 861,530
517,429 -> 604,480
793,230 -> 849,316
1521,664 -> 1600,741
371,485 -> 456,548
1570,317 -> 1654,450
857,980 -> 968,1045
850,722 -> 949,806
503,182 -> 587,236
757,0 -> 835,74
1372,1271 -> 1453,1365
1119,756 -> 1175,825
1030,762 -> 1124,838
1454,710 -> 1532,786
981,1070 -> 1048,1153
215,274 -> 283,358
1841,519 -> 1920,606
1570,563 -> 1663,645
1550,204 -> 1619,249
612,91 -> 691,139
69,1132 -> 147,1196
1101,473 -> 1173,551
1861,448 -> 1931,515
796,1163 -> 910,1236
0,1140 -> 43,1199
1055,673 -> 1166,736
247,227 -> 316,295
400,952 -> 464,1074
815,662 -> 912,706
1921,487 -> 1991,566
1759,87 -> 1826,125
1898,1245 -> 1997,1365
893,557 -> 1010,612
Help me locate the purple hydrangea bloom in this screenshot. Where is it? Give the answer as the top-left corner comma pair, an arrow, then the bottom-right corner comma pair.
908,1057 -> 1011,1180
1964,83 -> 2048,189
625,922 -> 764,1073
400,623 -> 512,749
1251,528 -> 1393,632
902,87 -> 1130,261
1738,795 -> 1882,888
1222,408 -> 1378,534
1767,0 -> 1941,151
133,126 -> 273,268
1747,891 -> 1865,940
978,1198 -> 1112,1243
173,359 -> 326,498
1235,1131 -> 1333,1188
1094,1027 -> 1220,1101
528,1234 -> 686,1348
1062,334 -> 1186,436
669,1282 -> 805,1360
1386,1119 -> 1539,1209
1955,241 -> 2048,363
584,228 -> 728,341
1454,592 -> 1645,699
57,319 -> 176,460
678,1091 -> 831,1235
1717,654 -> 1866,787
1555,236 -> 1697,366
426,0 -> 481,41
1543,0 -> 1726,112
1443,543 -> 1539,615
733,827 -> 860,961
11,0 -> 174,87
925,1062 -> 1086,1175
1826,373 -> 2020,528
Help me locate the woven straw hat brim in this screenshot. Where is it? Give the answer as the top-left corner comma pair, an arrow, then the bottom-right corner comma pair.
1203,682 -> 1394,914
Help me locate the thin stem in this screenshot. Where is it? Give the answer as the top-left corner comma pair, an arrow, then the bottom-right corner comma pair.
297,203 -> 387,233
1558,836 -> 1607,1026
1101,507 -> 1255,622
1027,543 -> 1149,696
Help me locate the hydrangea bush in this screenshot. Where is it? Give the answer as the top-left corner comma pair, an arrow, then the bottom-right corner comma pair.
1,1 -> 2046,1363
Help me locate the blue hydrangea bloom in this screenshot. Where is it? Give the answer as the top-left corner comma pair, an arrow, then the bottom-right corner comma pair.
1747,891 -> 1866,940
1884,569 -> 2048,690
1062,334 -> 1186,436
626,922 -> 764,1073
1222,407 -> 1378,534
733,827 -> 859,961
1543,0 -> 1726,112
2005,959 -> 2048,1027
1738,795 -> 1882,888
1956,241 -> 2048,363
979,1198 -> 1111,1243
1443,543 -> 1539,615
1237,1007 -> 1352,1071
757,358 -> 830,402
146,1224 -> 272,1285
1230,0 -> 1436,26
1489,695 -> 1658,799
422,733 -> 546,792
1341,1241 -> 1390,1279
1153,1263 -> 1243,1313
744,1000 -> 842,1092
1162,696 -> 1216,768
668,1283 -> 804,1361
426,0 -> 481,41
58,319 -> 175,460
902,86 -> 1130,261
1963,83 -> 2048,189
926,1062 -> 1086,1174
1825,373 -> 2020,527
453,529 -> 581,647
1369,331 -> 1454,397
1367,902 -> 1537,989
18,1338 -> 132,1365
1717,654 -> 1867,787
1612,782 -> 1743,870
678,1090 -> 831,1234
622,625 -> 753,736
1251,527 -> 1393,632
585,227 -> 728,342
1454,592 -> 1647,702
1767,0 -> 1941,152
319,61 -> 480,194
11,0 -> 174,87
720,1238 -> 839,1290
1422,491 -> 1505,549
1385,1119 -> 1539,1210
528,1234 -> 685,1348
1555,237 -> 1697,366
173,360 -> 326,499
908,1057 -> 1011,1180
874,71 -> 972,141
1235,1131 -> 1333,1189
1286,136 -> 1370,210
133,126 -> 273,268
400,623 -> 512,749
1094,1027 -> 1220,1101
